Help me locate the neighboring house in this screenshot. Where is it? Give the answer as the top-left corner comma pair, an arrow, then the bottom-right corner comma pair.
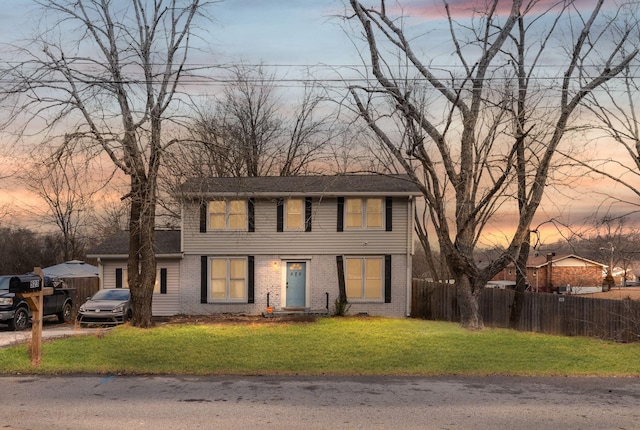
86,230 -> 182,316
611,266 -> 637,287
490,253 -> 606,293
89,174 -> 422,317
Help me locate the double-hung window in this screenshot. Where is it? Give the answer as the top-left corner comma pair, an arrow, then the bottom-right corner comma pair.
209,200 -> 247,230
345,257 -> 383,301
286,198 -> 304,230
210,257 -> 247,301
345,198 -> 383,229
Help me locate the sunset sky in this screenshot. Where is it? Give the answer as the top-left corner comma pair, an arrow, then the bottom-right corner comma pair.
0,0 -> 637,249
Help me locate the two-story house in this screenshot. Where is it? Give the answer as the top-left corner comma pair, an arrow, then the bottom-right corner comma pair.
88,174 -> 422,317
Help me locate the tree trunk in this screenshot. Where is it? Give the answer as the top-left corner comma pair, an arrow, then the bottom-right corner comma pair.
456,274 -> 483,330
127,174 -> 157,328
510,238 -> 530,329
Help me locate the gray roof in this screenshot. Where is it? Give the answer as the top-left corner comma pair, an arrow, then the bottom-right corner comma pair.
87,230 -> 181,257
178,174 -> 422,198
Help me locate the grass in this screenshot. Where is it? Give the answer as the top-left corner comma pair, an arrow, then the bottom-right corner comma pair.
0,317 -> 639,376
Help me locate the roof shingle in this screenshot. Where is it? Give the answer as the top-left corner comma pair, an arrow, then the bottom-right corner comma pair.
178,174 -> 422,197
87,230 -> 181,256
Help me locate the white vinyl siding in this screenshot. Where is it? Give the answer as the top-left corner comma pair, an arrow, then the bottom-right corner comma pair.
99,259 -> 181,316
183,197 -> 410,256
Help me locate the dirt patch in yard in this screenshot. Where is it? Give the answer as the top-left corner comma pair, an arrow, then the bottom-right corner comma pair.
582,287 -> 640,301
156,314 -> 319,326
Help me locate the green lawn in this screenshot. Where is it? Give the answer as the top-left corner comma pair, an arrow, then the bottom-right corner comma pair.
0,317 -> 639,376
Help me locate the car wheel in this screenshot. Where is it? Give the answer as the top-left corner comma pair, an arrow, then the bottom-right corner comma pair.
57,301 -> 73,323
9,307 -> 30,331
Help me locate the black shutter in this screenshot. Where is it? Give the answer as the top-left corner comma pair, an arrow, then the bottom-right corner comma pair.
200,256 -> 208,303
248,256 -> 255,303
115,268 -> 123,289
384,255 -> 392,303
337,197 -> 344,232
276,198 -> 284,232
160,268 -> 167,294
305,197 -> 312,232
336,255 -> 346,302
199,201 -> 207,233
385,197 -> 393,232
248,198 -> 255,232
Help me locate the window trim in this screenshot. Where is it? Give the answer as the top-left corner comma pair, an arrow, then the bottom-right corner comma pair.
344,198 -> 384,230
208,199 -> 248,231
208,257 -> 248,303
344,256 -> 385,302
285,198 -> 305,231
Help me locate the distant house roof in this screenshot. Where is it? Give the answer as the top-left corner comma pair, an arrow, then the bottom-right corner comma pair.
87,230 -> 181,258
178,174 -> 422,198
42,260 -> 99,278
526,254 -> 606,268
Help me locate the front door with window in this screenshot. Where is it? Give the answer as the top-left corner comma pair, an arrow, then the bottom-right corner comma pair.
286,262 -> 306,307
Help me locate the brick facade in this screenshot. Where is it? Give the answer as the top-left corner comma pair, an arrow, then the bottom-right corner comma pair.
491,254 -> 604,293
180,254 -> 409,317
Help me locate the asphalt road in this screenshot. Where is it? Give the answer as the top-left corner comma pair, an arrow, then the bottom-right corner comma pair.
1,375 -> 639,429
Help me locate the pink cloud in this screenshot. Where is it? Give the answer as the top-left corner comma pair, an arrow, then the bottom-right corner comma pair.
388,0 -> 606,20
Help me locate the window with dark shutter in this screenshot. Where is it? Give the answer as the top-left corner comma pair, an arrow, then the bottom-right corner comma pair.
199,201 -> 207,233
276,198 -> 284,232
336,255 -> 346,302
248,256 -> 255,303
385,255 -> 392,303
200,256 -> 207,303
337,197 -> 344,232
385,197 -> 393,232
160,268 -> 167,294
305,197 -> 312,232
115,268 -> 123,289
248,198 -> 255,232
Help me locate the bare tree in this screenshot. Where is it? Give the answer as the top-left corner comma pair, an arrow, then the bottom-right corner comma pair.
1,0 -> 211,327
345,0 -> 638,329
166,65 -> 338,180
0,227 -> 61,275
20,150 -> 114,262
577,29 -> 640,212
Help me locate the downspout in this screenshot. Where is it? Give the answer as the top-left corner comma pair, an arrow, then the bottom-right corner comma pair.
406,196 -> 414,317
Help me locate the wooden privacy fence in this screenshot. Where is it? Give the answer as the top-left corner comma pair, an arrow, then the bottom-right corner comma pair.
62,277 -> 100,317
411,279 -> 640,342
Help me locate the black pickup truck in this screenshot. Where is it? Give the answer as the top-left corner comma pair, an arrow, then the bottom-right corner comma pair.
0,275 -> 74,330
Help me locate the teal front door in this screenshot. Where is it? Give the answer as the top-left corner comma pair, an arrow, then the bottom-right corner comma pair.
286,262 -> 306,307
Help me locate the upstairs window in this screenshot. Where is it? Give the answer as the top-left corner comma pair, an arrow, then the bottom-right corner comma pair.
286,198 -> 304,230
345,198 -> 383,229
209,200 -> 247,230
